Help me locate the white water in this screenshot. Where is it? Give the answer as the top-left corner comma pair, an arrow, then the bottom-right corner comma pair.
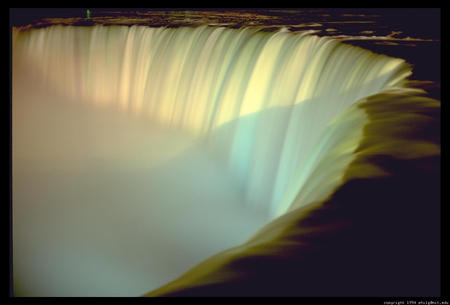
12,25 -> 411,296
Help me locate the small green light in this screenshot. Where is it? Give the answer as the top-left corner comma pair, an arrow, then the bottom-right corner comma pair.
86,9 -> 91,19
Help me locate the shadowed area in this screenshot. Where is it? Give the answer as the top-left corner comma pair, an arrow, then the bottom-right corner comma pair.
145,89 -> 440,297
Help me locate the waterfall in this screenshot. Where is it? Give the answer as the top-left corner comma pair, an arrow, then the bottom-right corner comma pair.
12,24 -> 418,296
13,25 -> 411,217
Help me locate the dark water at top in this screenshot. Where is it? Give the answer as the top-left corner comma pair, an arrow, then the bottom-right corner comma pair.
9,8 -> 440,38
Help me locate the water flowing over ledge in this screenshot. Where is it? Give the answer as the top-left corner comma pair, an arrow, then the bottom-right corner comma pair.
13,25 -> 411,217
12,24 -> 439,296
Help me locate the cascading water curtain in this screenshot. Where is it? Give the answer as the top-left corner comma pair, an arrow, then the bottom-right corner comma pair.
14,24 -> 435,297
13,25 -> 411,218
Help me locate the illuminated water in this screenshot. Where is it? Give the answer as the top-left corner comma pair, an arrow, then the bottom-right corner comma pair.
13,24 -> 413,296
